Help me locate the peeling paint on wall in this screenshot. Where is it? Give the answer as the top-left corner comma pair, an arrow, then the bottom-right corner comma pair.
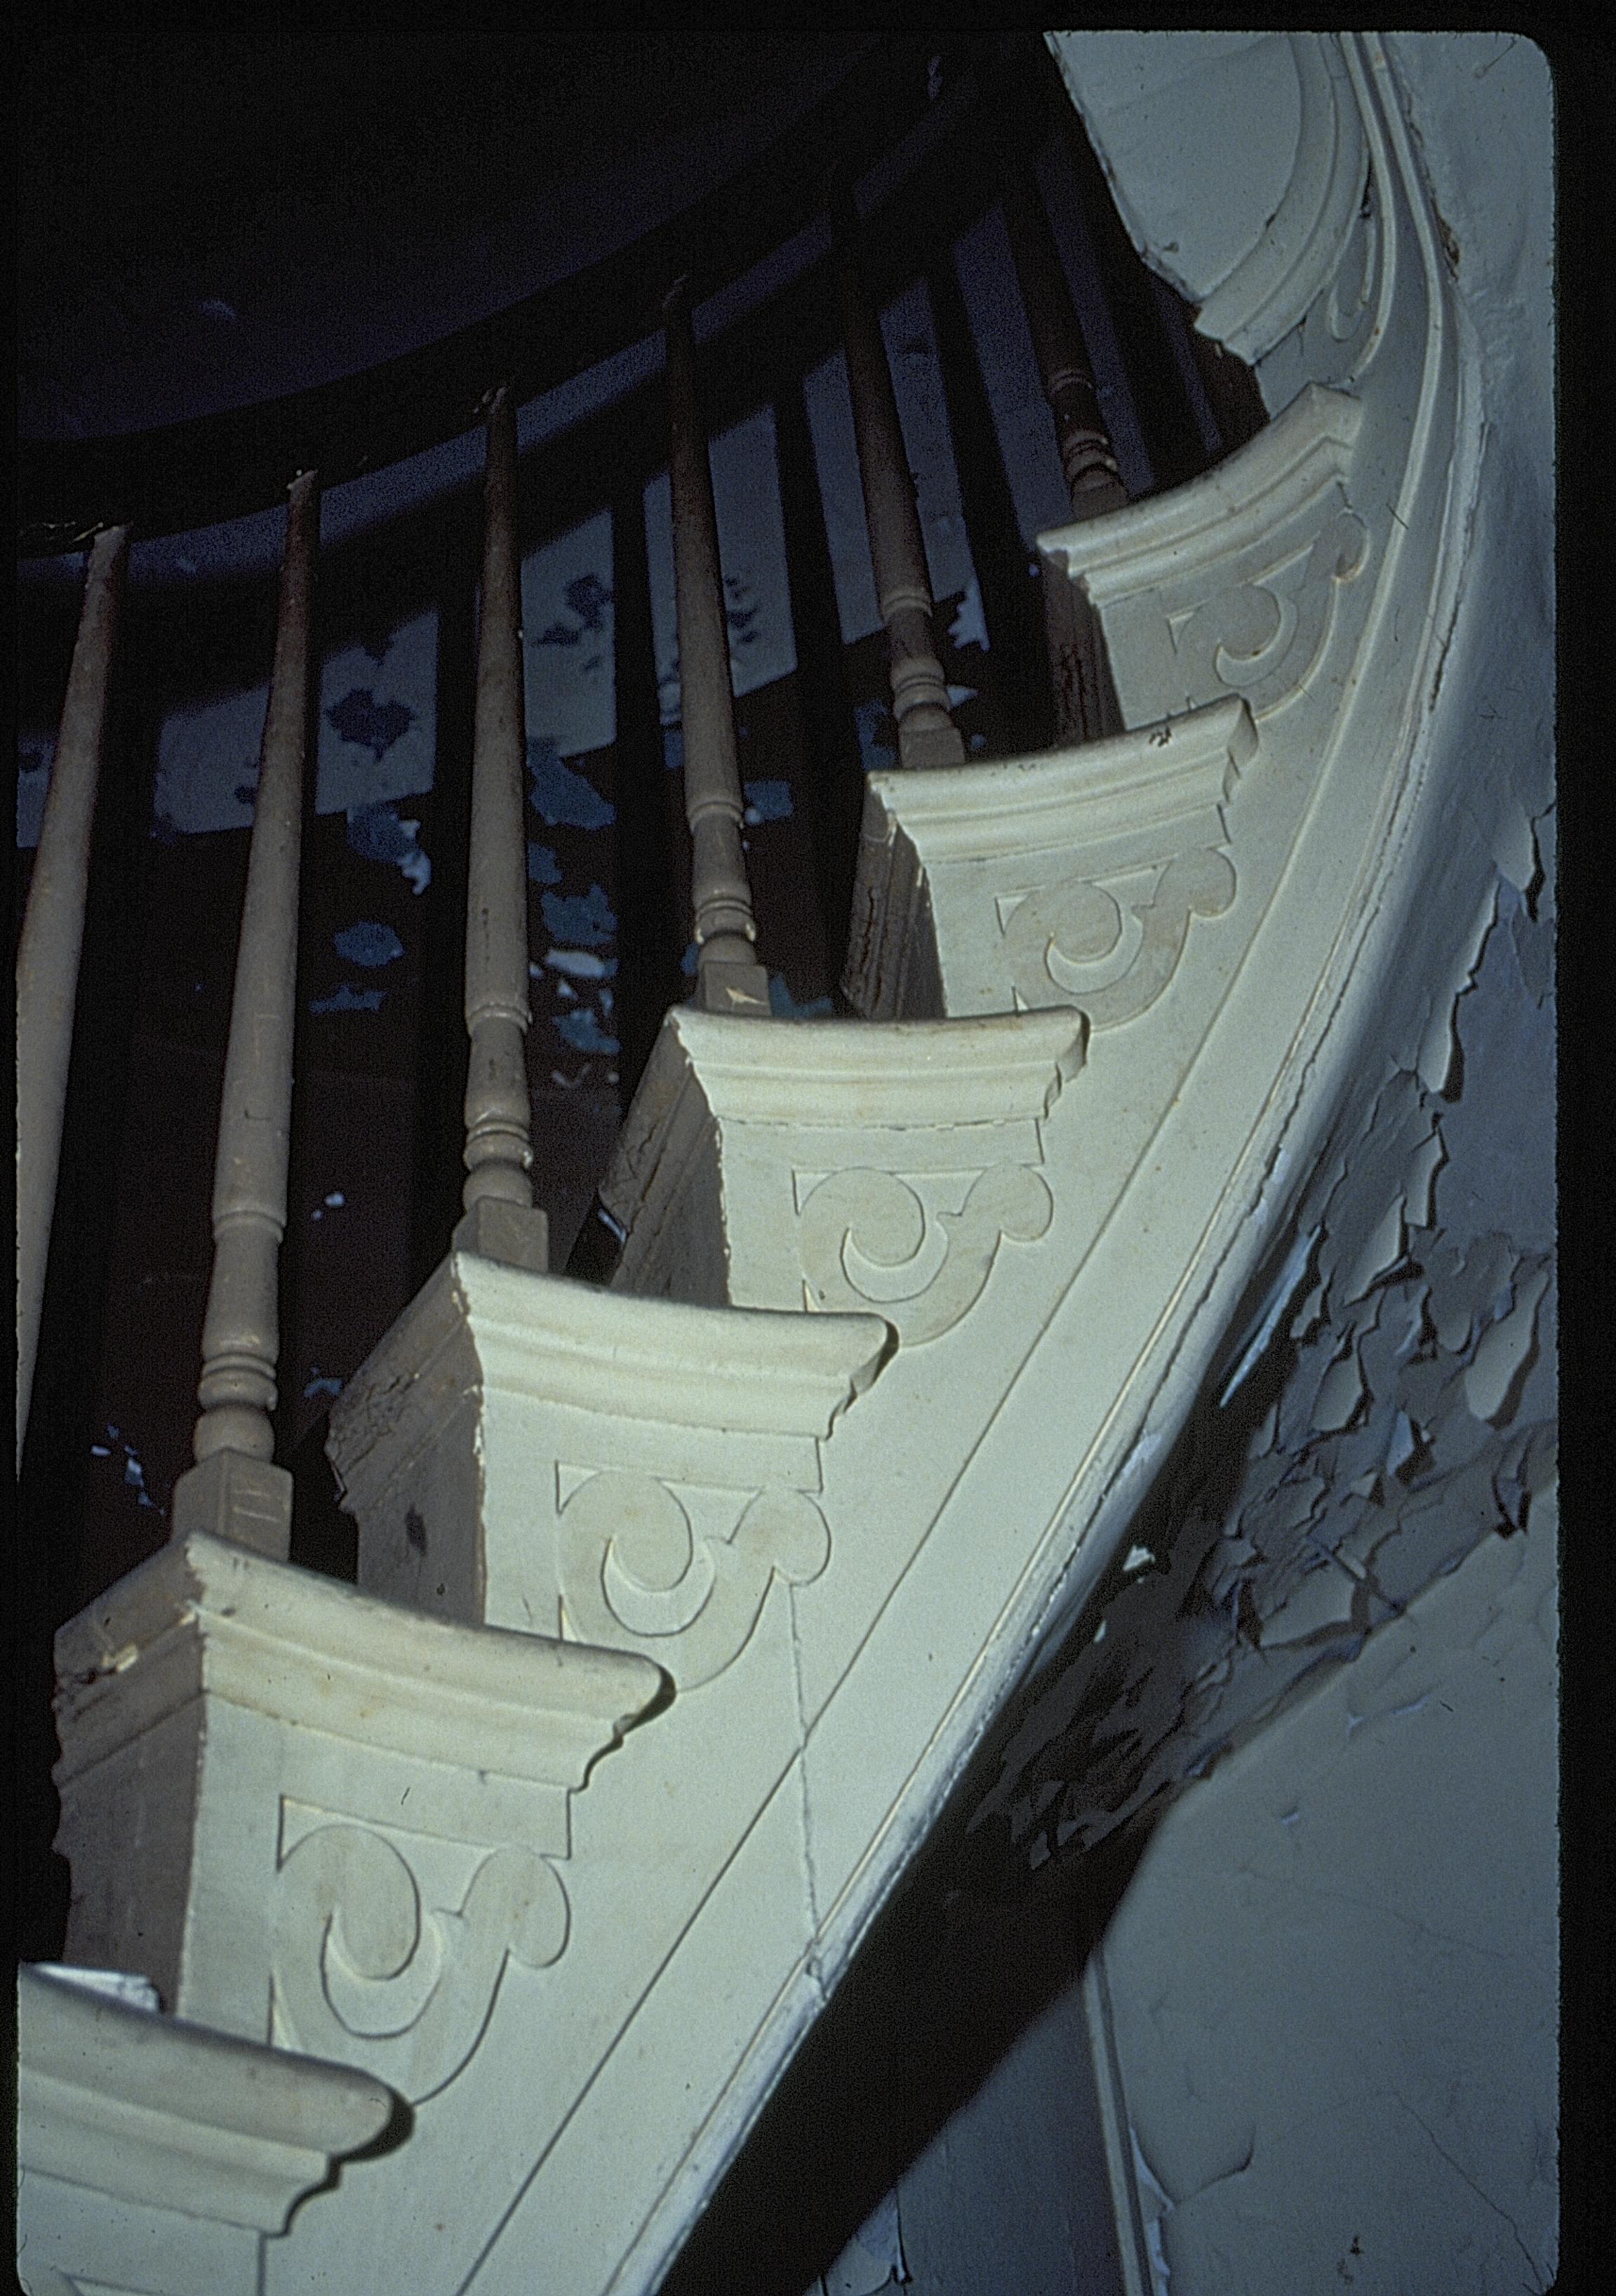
968,817 -> 1555,1883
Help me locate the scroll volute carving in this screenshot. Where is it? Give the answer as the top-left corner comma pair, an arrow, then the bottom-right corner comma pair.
273,1819 -> 569,2103
557,1470 -> 830,1690
1001,847 -> 1238,1032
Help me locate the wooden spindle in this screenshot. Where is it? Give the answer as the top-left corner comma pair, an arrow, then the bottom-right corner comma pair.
454,385 -> 549,1269
999,168 -> 1128,522
829,179 -> 964,773
15,523 -> 129,1469
171,474 -> 318,1559
662,279 -> 770,1016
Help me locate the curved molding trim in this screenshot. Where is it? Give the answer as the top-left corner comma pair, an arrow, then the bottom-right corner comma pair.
333,1264 -> 889,1488
54,1532 -> 662,1792
664,1006 -> 1087,1126
866,697 -> 1256,863
18,1962 -> 394,2233
1196,39 -> 1368,363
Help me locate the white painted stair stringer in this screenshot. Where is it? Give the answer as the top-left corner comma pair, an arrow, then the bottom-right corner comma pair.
30,34 -> 1510,2296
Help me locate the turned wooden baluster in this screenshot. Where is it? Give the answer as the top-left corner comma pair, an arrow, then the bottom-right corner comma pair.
171,474 -> 318,1558
829,178 -> 964,773
662,279 -> 770,1016
454,385 -> 549,1268
999,166 -> 1128,522
15,523 -> 130,1469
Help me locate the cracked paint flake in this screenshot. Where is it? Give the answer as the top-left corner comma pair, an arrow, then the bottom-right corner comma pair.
963,815 -> 1554,1885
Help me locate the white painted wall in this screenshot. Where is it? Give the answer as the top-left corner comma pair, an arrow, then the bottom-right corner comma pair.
1101,1497 -> 1556,2294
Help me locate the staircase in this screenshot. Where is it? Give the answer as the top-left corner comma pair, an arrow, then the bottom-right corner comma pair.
19,34 -> 1521,2296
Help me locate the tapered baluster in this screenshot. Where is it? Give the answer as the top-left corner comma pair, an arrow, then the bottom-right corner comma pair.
455,385 -> 549,1268
830,180 -> 964,773
171,474 -> 318,1559
15,524 -> 129,1469
999,168 -> 1128,521
663,279 -> 770,1016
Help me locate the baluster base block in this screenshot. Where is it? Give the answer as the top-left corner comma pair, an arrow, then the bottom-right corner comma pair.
171,1452 -> 293,1561
895,720 -> 966,772
696,958 -> 772,1017
453,1199 -> 550,1273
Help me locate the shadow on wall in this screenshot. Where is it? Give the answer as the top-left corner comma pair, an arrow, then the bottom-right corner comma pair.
658,1817 -> 1155,2296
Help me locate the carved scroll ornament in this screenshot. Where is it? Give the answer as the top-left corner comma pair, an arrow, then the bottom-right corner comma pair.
558,1469 -> 830,1689
1001,848 -> 1237,1031
273,1821 -> 568,2102
1167,500 -> 1370,721
798,1163 -> 1053,1344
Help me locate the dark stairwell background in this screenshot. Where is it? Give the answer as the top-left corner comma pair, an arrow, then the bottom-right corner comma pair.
17,22 -> 1271,2290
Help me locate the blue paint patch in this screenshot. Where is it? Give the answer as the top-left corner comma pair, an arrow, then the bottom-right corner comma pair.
545,948 -> 617,980
554,1009 -> 621,1055
326,689 -> 415,760
537,573 -> 613,646
663,726 -> 685,774
527,842 -> 563,885
527,737 -> 615,828
681,940 -> 700,979
743,780 -> 794,825
347,803 -> 432,892
102,1433 -> 161,1511
854,699 -> 897,774
540,885 -> 617,947
725,573 -> 761,648
311,984 -> 386,1015
947,575 -> 989,654
768,974 -> 835,1020
303,1370 -> 344,1400
333,921 -> 404,968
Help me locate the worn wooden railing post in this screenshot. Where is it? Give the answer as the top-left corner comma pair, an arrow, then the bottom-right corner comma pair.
662,279 -> 770,1016
997,161 -> 1127,743
999,167 -> 1128,523
829,178 -> 964,773
171,474 -> 318,1558
15,523 -> 130,1469
454,385 -> 549,1269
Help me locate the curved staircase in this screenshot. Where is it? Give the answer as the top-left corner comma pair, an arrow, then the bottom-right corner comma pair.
20,33 -> 1540,2296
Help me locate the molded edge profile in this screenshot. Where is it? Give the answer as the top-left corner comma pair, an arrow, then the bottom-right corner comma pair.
1195,37 -> 1368,365
452,1255 -> 893,1434
1039,381 -> 1362,606
329,1254 -> 890,1456
18,1963 -> 396,2234
53,1532 -> 664,1790
660,1006 -> 1088,1126
865,696 -> 1257,865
